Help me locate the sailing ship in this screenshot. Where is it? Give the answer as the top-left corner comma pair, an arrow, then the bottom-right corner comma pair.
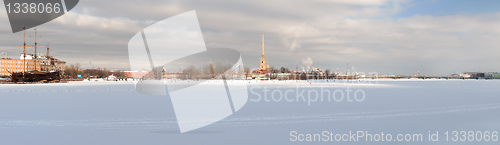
8,27 -> 62,83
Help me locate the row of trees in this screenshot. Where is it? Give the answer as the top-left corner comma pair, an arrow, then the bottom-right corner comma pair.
180,63 -> 245,80
61,63 -> 333,80
63,63 -> 126,79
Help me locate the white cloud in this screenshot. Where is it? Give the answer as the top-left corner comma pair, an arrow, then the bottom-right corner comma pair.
302,57 -> 313,67
0,0 -> 498,75
280,26 -> 302,52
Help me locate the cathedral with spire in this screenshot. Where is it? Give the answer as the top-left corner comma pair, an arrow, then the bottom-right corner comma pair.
254,33 -> 269,74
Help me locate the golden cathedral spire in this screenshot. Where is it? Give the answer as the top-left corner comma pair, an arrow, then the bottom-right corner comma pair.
259,32 -> 268,72
262,32 -> 265,56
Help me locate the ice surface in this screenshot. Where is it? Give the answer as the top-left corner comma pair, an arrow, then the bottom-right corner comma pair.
0,80 -> 499,145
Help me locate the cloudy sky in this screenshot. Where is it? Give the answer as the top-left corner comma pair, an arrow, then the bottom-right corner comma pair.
1,0 -> 499,75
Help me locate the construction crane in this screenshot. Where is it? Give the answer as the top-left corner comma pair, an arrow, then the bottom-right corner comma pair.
89,61 -> 95,69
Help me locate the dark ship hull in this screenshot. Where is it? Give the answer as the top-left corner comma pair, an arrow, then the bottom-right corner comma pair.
10,71 -> 60,83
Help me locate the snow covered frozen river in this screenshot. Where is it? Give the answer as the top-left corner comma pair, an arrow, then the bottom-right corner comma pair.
0,80 -> 499,145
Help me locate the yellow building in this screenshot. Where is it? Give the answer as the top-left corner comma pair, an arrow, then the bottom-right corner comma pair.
0,55 -> 41,77
259,33 -> 269,72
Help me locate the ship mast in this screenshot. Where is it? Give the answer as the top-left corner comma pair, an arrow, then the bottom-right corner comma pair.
22,27 -> 27,75
17,27 -> 33,76
30,27 -> 44,71
46,43 -> 51,58
44,43 -> 52,71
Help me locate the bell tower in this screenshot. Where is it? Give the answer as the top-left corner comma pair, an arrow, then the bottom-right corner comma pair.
259,32 -> 268,71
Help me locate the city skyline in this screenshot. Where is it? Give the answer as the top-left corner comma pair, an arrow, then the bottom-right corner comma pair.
0,0 -> 500,75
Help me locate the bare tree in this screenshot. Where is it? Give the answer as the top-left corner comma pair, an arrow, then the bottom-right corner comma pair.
74,63 -> 81,71
280,67 -> 289,73
211,63 -> 231,79
325,69 -> 331,79
183,65 -> 202,80
269,67 -> 279,73
244,67 -> 251,79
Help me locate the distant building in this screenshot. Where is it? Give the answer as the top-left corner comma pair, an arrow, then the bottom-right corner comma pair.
0,57 -> 40,76
254,33 -> 269,74
40,55 -> 66,72
491,73 -> 500,79
0,53 -> 66,77
463,72 -> 485,79
124,71 -> 151,78
458,73 -> 471,78
124,70 -> 184,79
163,72 -> 182,79
475,72 -> 485,79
